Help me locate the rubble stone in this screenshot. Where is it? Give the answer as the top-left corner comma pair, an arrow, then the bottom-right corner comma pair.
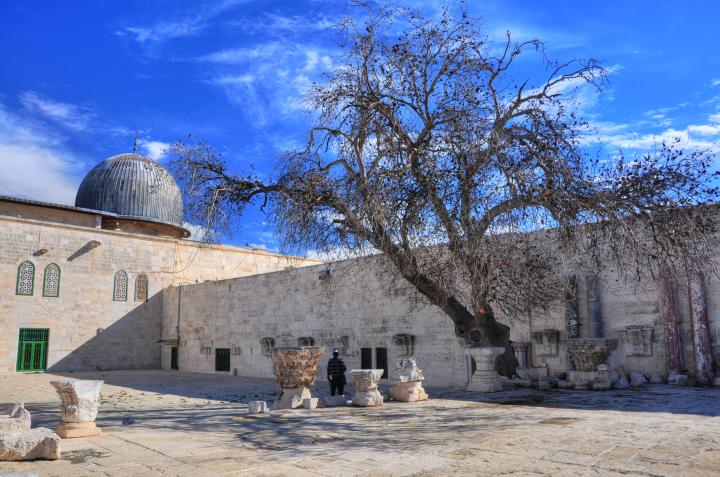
0,404 -> 30,435
247,401 -> 268,414
0,428 -> 60,461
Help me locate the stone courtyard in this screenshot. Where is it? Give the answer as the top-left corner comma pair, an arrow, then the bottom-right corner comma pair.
0,371 -> 718,476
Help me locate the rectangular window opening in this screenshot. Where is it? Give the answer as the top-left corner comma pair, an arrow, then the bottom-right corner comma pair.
360,347 -> 372,369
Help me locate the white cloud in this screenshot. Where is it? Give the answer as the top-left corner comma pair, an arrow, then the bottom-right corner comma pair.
200,42 -> 337,125
139,140 -> 171,161
712,79 -> 720,87
0,103 -> 80,204
116,0 -> 247,45
19,91 -> 92,132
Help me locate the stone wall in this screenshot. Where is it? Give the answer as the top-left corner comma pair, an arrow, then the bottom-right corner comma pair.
0,212 -> 321,373
165,256 -> 720,387
161,259 -> 471,387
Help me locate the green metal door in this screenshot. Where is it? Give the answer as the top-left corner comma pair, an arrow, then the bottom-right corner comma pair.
16,328 -> 49,372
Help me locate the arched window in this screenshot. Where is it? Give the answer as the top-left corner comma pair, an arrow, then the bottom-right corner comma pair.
16,261 -> 35,296
135,272 -> 148,302
113,270 -> 128,301
43,263 -> 61,297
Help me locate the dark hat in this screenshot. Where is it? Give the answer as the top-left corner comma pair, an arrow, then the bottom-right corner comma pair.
333,348 -> 340,354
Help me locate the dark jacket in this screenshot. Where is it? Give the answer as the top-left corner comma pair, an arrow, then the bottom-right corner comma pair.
327,357 -> 346,380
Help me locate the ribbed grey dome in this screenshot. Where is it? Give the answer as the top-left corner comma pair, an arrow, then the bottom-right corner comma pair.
75,153 -> 183,226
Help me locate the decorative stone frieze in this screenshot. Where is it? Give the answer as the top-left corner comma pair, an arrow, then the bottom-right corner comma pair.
619,326 -> 654,357
349,369 -> 385,406
565,338 -> 617,372
269,346 -> 324,410
466,347 -> 505,393
531,329 -> 560,357
389,358 -> 428,402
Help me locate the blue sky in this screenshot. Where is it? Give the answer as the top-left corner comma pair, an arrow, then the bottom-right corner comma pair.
1,0 -> 719,252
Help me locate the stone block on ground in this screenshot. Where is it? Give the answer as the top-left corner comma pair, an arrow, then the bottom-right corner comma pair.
714,376 -> 720,387
390,380 -> 428,402
318,396 -> 347,408
302,398 -> 318,410
557,379 -> 574,389
56,421 -> 101,439
537,378 -> 551,391
613,376 -> 630,389
668,371 -> 688,386
270,387 -> 311,410
247,401 -> 268,414
0,428 -> 60,461
0,404 -> 30,434
630,372 -> 647,387
649,373 -> 664,384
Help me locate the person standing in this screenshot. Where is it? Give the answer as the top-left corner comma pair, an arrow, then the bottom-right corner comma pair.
327,348 -> 347,396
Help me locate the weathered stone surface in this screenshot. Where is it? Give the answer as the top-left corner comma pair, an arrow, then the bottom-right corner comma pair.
0,404 -> 30,435
349,369 -> 384,407
50,380 -> 103,423
516,366 -> 548,381
511,342 -> 529,368
531,330 -> 560,357
619,326 -> 654,356
649,373 -> 664,384
247,401 -> 268,414
536,378 -> 551,391
557,379 -> 574,389
389,358 -> 428,402
270,387 -> 311,410
302,398 -> 318,410
592,365 -> 612,390
0,428 -> 60,461
714,376 -> 720,387
467,347 -> 505,393
687,268 -> 716,385
56,421 -> 101,439
565,338 -> 618,372
630,372 -> 647,387
390,380 -> 428,402
318,396 -> 347,407
668,371 -> 688,386
613,376 -> 630,389
269,347 -> 324,410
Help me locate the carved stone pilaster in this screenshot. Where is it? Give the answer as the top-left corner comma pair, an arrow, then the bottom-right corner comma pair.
511,342 -> 530,369
531,329 -> 560,357
619,326 -> 654,357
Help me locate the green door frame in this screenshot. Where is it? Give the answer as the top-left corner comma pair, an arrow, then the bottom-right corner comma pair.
16,328 -> 49,372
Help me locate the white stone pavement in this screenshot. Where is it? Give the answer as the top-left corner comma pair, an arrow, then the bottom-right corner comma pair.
0,370 -> 718,476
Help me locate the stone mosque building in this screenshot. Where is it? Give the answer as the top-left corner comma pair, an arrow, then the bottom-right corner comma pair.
2,152 -> 719,388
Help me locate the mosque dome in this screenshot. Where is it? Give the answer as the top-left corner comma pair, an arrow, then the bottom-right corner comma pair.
75,153 -> 184,228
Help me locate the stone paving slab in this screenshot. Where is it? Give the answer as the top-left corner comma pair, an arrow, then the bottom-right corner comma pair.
0,370 -> 718,476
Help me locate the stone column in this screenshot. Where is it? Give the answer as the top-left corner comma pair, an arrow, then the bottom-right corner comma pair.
565,275 -> 580,339
660,270 -> 684,373
511,342 -> 529,369
270,346 -> 325,410
51,380 -> 103,438
466,347 -> 505,392
349,369 -> 384,406
389,358 -> 428,402
586,273 -> 603,339
687,268 -> 715,385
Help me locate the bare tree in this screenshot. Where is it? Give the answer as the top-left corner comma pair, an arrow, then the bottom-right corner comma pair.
171,3 -> 718,368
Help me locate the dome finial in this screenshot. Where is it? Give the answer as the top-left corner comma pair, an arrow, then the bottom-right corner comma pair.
133,131 -> 139,154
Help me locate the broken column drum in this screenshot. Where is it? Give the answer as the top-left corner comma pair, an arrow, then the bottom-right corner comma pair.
269,346 -> 325,410
467,347 -> 506,392
349,369 -> 385,406
50,380 -> 103,438
389,358 -> 428,402
565,275 -> 581,339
